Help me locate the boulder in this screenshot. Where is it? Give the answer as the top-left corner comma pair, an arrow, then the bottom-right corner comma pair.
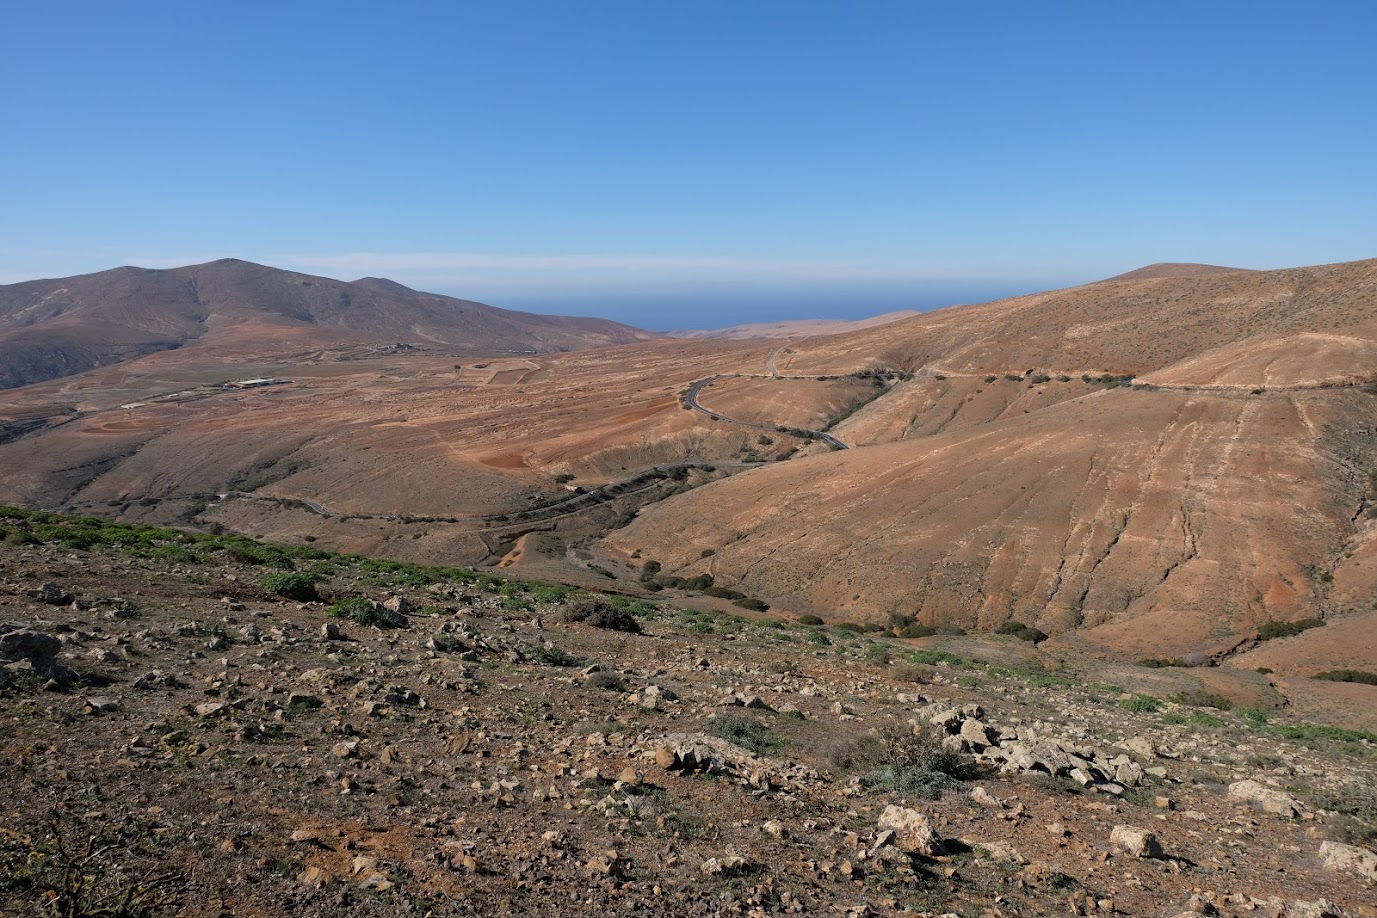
1228,780 -> 1303,817
0,624 -> 76,684
1318,839 -> 1377,882
876,805 -> 943,856
1110,824 -> 1164,858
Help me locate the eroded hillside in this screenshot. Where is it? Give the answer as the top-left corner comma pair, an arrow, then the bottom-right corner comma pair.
599,258 -> 1377,669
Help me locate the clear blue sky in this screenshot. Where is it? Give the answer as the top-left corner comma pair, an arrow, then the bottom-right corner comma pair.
3,1 -> 1374,328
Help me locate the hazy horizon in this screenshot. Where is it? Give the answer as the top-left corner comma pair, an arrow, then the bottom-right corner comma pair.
451,279 -> 1071,331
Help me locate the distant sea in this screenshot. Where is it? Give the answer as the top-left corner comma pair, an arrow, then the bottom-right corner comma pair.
478,281 -> 1070,332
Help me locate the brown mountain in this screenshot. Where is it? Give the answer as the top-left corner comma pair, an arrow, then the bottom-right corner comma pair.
0,258 -> 655,388
1101,262 -> 1248,281
602,257 -> 1377,664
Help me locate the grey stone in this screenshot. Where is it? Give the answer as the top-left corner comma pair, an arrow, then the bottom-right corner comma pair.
876,805 -> 943,856
1228,780 -> 1303,817
1110,824 -> 1163,858
1318,839 -> 1377,881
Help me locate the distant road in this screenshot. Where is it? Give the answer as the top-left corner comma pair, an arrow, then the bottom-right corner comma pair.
684,374 -> 850,449
765,345 -> 787,378
214,460 -> 763,528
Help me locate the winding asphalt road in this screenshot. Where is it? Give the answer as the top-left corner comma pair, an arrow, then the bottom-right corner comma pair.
684,374 -> 850,449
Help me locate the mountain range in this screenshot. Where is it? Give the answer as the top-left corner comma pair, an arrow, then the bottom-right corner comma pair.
0,258 -> 654,389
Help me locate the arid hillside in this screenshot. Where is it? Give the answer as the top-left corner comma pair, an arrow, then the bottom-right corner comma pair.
1,257 -> 1374,676
768,258 -> 1377,381
601,258 -> 1377,671
0,259 -> 655,389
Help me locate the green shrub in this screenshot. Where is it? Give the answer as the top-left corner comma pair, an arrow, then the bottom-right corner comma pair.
261,571 -> 321,602
528,583 -> 569,604
706,715 -> 777,755
149,544 -> 202,564
898,623 -> 938,639
328,596 -> 403,628
860,763 -> 966,798
837,724 -> 978,798
1118,694 -> 1161,713
559,595 -> 642,633
1171,689 -> 1233,710
1273,723 -> 1377,745
733,596 -> 768,612
1258,617 -> 1325,641
1139,657 -> 1187,668
906,649 -> 964,666
797,614 -> 824,626
1313,670 -> 1377,685
996,620 -> 1048,643
531,645 -> 582,667
224,540 -> 292,568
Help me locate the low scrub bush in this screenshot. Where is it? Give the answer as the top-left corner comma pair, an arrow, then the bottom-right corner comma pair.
0,806 -> 188,916
706,715 -> 777,755
906,649 -> 964,666
1258,617 -> 1324,641
995,620 -> 1048,643
585,671 -> 626,692
223,539 -> 292,567
328,596 -> 404,628
1139,657 -> 1187,668
1313,669 -> 1377,685
797,614 -> 824,626
1171,689 -> 1233,710
559,595 -> 642,633
831,723 -> 977,799
526,586 -> 570,605
898,623 -> 938,639
261,571 -> 321,602
1118,694 -> 1161,713
531,645 -> 582,667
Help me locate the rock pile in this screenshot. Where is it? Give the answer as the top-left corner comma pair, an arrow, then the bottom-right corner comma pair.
915,701 -> 1159,795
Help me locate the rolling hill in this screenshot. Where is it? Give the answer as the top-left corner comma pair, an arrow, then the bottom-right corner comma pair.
601,257 -> 1377,665
0,258 -> 655,388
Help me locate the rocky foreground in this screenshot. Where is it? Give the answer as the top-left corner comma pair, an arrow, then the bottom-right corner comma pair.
1,511 -> 1374,917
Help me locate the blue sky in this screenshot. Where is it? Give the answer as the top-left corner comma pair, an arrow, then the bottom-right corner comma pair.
2,1 -> 1374,328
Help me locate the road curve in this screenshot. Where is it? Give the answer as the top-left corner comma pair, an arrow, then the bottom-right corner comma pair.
684,375 -> 850,449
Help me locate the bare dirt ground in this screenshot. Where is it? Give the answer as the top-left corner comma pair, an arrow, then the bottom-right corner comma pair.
1,516 -> 1374,917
